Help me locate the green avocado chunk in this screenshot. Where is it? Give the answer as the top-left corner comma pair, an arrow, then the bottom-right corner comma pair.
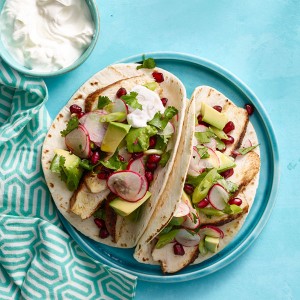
204,236 -> 220,253
216,151 -> 236,173
109,191 -> 151,217
201,102 -> 228,130
101,122 -> 131,153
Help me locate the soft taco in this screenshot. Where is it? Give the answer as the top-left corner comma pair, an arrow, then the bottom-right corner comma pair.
41,62 -> 187,248
134,86 -> 260,273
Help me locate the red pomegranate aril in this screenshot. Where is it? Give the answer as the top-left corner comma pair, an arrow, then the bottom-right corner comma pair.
145,171 -> 154,183
197,114 -> 203,123
94,218 -> 105,228
131,152 -> 144,160
76,112 -> 85,119
148,154 -> 161,164
97,172 -> 108,180
184,184 -> 194,195
245,104 -> 254,116
161,97 -> 168,106
173,243 -> 185,256
90,151 -> 100,165
221,168 -> 234,179
197,198 -> 209,208
152,71 -> 164,83
213,105 -> 222,112
149,136 -> 157,148
69,104 -> 82,114
222,135 -> 234,145
223,121 -> 235,134
146,162 -> 157,171
228,197 -> 243,206
118,155 -> 125,162
99,227 -> 109,239
220,145 -> 227,153
116,87 -> 127,98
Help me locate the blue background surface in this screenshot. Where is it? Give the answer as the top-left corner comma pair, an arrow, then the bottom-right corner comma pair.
45,1 -> 300,299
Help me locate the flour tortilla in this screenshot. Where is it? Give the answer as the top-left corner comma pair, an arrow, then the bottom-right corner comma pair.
134,86 -> 260,270
41,63 -> 187,248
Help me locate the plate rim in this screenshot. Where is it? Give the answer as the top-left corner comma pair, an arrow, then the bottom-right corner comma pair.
59,51 -> 280,283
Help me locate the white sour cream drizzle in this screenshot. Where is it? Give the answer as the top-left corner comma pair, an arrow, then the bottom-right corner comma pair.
127,85 -> 165,128
0,0 -> 94,72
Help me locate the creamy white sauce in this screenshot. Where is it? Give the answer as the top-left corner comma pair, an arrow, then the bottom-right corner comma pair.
0,0 -> 94,72
127,85 -> 165,128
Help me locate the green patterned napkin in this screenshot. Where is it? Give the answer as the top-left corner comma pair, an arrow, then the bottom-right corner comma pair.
0,59 -> 137,299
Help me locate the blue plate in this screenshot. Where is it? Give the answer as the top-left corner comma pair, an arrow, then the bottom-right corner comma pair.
59,52 -> 279,283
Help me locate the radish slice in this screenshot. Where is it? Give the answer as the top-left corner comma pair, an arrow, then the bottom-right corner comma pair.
118,147 -> 131,162
112,99 -> 128,121
175,229 -> 200,247
107,170 -> 147,202
203,138 -> 217,150
182,212 -> 200,230
65,124 -> 90,158
242,139 -> 252,148
187,147 -> 202,176
208,184 -> 229,210
195,124 -> 208,132
173,201 -> 190,218
127,158 -> 146,176
79,111 -> 107,146
160,122 -> 175,136
199,225 -> 224,238
198,148 -> 220,170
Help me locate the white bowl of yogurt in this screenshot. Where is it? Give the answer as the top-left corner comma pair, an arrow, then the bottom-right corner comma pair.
0,0 -> 100,77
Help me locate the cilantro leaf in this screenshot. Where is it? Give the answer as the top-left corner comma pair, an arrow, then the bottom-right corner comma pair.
98,96 -> 112,109
121,92 -> 142,110
60,116 -> 79,137
237,144 -> 259,155
93,208 -> 106,220
100,151 -> 127,170
148,106 -> 178,130
196,146 -> 210,159
136,56 -> 156,70
154,135 -> 168,152
194,131 -> 215,144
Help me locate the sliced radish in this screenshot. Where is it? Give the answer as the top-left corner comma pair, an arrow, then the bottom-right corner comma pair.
242,139 -> 252,148
199,225 -> 224,239
182,212 -> 200,230
112,99 -> 128,121
65,124 -> 90,158
198,148 -> 220,170
173,201 -> 190,218
187,146 -> 202,176
127,158 -> 146,176
107,170 -> 147,202
159,122 -> 175,136
175,229 -> 200,247
195,124 -> 208,133
203,138 -> 217,150
118,147 -> 131,162
79,110 -> 107,146
208,184 -> 229,210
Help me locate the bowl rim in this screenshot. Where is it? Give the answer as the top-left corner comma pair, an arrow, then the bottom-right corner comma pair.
0,0 -> 100,78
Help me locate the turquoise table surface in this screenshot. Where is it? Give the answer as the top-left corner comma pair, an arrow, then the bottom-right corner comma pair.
45,0 -> 300,299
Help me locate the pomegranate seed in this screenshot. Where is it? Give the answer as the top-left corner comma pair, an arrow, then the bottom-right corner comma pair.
197,198 -> 209,208
152,71 -> 164,83
118,155 -> 125,162
146,162 -> 157,171
184,184 -> 194,195
219,145 -> 227,153
99,227 -> 109,239
131,152 -> 144,160
213,105 -> 222,112
221,168 -> 234,179
223,121 -> 235,134
116,87 -> 127,98
76,112 -> 85,119
161,97 -> 168,106
90,151 -> 100,165
148,154 -> 161,164
228,198 -> 243,206
197,114 -> 203,123
97,172 -> 108,180
149,136 -> 157,148
222,135 -> 234,145
173,243 -> 185,256
245,104 -> 254,116
69,104 -> 82,114
145,171 -> 154,183
94,218 -> 105,228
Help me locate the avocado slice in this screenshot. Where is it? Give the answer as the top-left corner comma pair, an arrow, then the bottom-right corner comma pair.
216,151 -> 236,173
201,102 -> 228,130
101,122 -> 131,153
54,149 -> 81,170
204,236 -> 220,253
109,191 -> 151,217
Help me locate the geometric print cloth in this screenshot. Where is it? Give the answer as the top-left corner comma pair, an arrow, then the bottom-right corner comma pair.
0,59 -> 137,299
